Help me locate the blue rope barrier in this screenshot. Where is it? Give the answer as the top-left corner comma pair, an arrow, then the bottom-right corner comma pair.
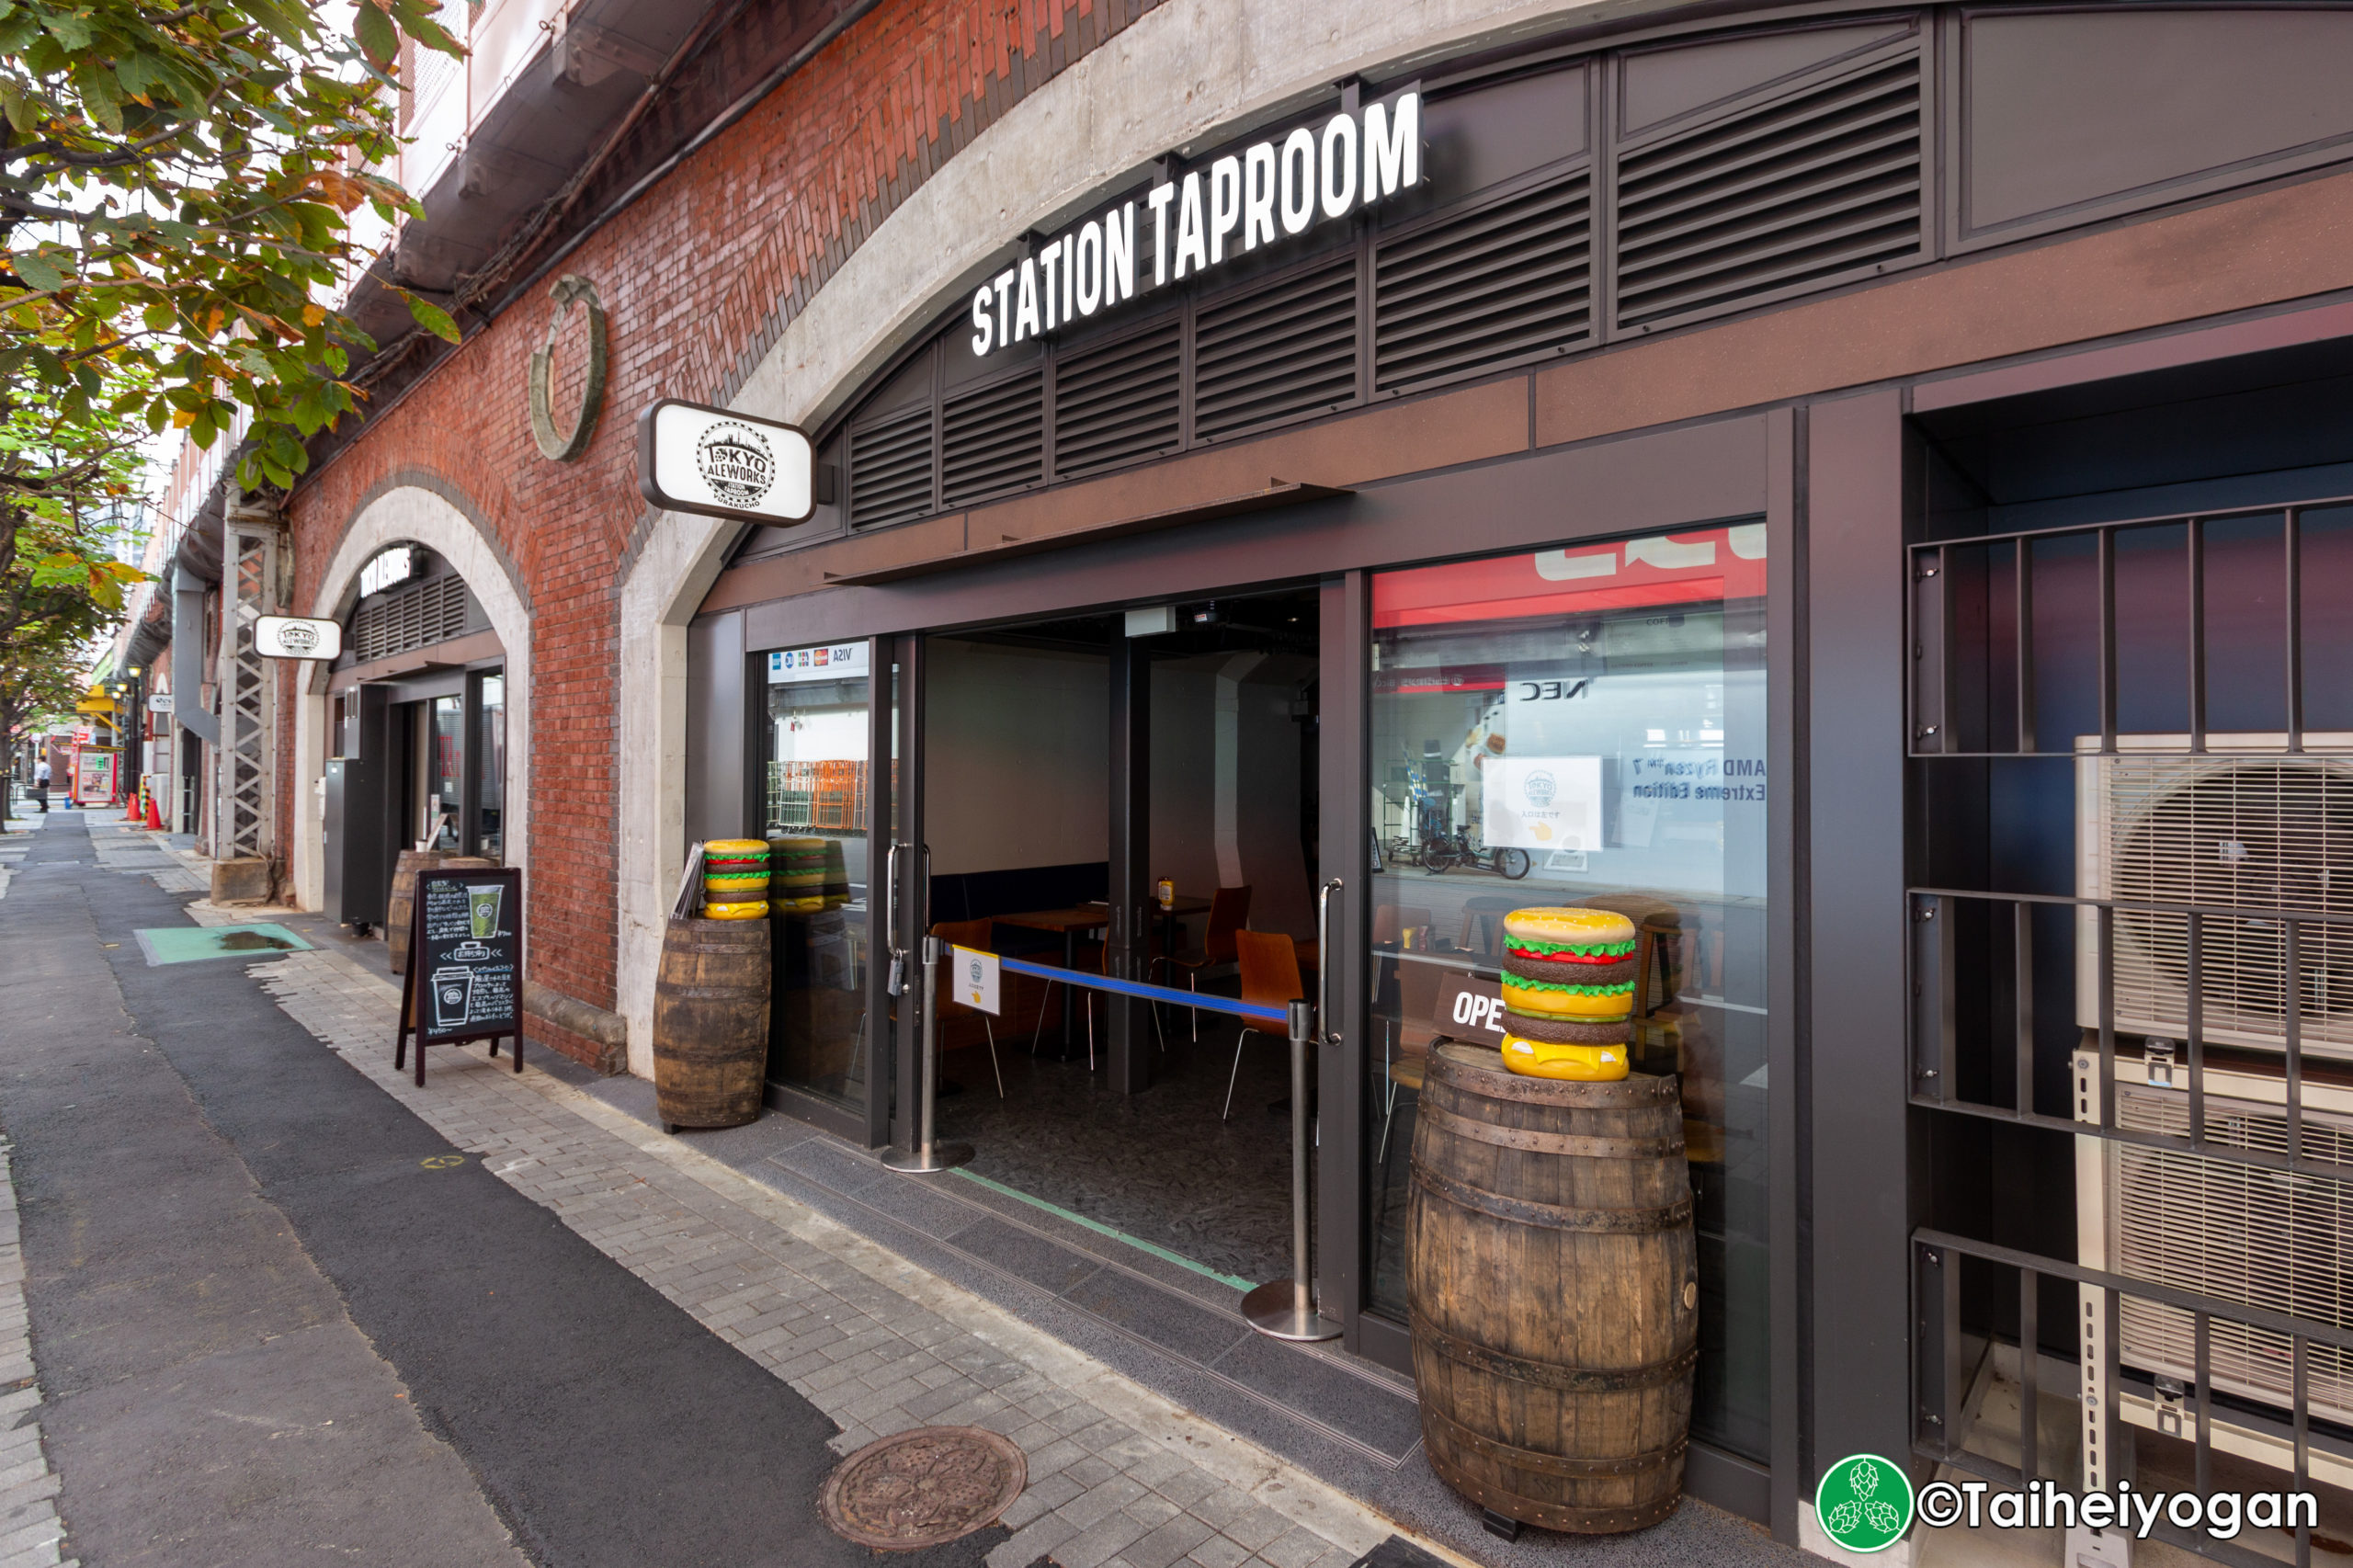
988,952 -> 1292,1026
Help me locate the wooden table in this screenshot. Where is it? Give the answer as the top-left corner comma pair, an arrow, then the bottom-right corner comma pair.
997,897 -> 1212,1058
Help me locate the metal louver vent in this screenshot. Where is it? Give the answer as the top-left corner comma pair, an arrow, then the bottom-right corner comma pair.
941,367 -> 1043,507
1054,322 -> 1181,478
1375,172 -> 1591,392
848,405 -> 936,528
2112,1085 -> 2353,1423
351,574 -> 472,663
1193,256 -> 1358,443
1616,52 -> 1921,330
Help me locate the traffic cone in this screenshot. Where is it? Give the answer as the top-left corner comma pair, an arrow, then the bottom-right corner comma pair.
145,790 -> 165,830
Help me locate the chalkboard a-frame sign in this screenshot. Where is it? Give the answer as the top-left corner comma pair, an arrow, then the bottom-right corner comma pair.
398,865 -> 525,1085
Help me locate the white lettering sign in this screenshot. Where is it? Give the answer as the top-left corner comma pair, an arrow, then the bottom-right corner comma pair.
970,89 -> 1420,358
255,615 -> 344,661
358,545 -> 415,597
639,399 -> 815,525
146,691 -> 174,713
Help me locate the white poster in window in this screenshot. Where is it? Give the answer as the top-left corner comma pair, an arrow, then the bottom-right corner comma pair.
1483,756 -> 1603,850
952,945 -> 1000,1015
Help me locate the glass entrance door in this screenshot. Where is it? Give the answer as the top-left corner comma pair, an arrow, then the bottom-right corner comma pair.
762,641 -> 876,1113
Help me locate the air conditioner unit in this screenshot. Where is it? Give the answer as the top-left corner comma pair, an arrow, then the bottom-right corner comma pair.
2076,733 -> 2353,1059
2075,733 -> 2353,1490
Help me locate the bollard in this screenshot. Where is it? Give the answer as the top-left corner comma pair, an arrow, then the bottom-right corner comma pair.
883,935 -> 972,1174
1242,995 -> 1343,1341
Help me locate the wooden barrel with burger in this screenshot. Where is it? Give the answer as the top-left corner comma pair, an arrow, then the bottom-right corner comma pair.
1406,907 -> 1698,1534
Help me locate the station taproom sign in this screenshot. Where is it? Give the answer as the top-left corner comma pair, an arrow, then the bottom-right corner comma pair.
970,88 -> 1421,358
637,399 -> 816,525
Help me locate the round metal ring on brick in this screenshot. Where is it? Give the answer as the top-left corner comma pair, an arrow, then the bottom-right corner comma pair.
818,1426 -> 1027,1550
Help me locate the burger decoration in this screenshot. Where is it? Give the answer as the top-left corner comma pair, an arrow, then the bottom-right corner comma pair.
701,838 -> 772,921
1496,907 -> 1637,1080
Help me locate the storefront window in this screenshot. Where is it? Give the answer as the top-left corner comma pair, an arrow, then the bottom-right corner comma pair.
764,642 -> 873,1111
1365,526 -> 1770,1462
474,672 -> 505,860
427,695 -> 462,849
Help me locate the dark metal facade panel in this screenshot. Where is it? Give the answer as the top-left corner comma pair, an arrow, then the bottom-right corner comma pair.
684,608 -> 746,849
1950,4 -> 2353,247
1321,571 -> 1370,1359
1764,403 -> 1806,1543
1802,388 -> 1914,1480
742,414 -> 1770,650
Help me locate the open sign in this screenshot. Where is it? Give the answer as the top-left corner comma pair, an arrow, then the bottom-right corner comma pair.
1435,970 -> 1506,1040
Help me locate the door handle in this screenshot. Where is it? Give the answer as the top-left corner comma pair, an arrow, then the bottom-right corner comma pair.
1316,877 -> 1342,1048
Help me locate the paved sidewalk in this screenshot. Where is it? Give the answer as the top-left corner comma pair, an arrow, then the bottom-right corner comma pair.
53,807 -> 1795,1568
233,925 -> 1401,1568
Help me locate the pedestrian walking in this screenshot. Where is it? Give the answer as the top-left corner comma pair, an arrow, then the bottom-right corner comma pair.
33,759 -> 49,814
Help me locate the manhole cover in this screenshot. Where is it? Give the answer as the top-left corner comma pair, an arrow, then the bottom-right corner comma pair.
819,1425 -> 1027,1550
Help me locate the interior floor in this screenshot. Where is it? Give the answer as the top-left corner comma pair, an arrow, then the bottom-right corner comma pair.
933,1006 -> 1301,1288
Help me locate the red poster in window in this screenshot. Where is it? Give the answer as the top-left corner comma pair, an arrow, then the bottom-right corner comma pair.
1372,524 -> 1767,629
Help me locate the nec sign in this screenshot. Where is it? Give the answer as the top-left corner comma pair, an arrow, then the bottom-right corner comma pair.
970,89 -> 1422,358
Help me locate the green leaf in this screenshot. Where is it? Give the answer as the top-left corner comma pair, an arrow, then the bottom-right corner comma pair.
40,10 -> 93,51
400,290 -> 460,345
352,1 -> 397,67
12,248 -> 68,292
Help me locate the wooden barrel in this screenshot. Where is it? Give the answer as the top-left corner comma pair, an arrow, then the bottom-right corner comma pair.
1406,1044 -> 1697,1534
653,915 -> 771,1131
386,850 -> 443,975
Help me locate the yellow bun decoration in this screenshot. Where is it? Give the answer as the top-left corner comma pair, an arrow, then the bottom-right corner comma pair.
1501,1035 -> 1629,1081
1502,906 -> 1638,945
1500,974 -> 1636,1019
769,894 -> 830,914
701,899 -> 770,920
703,838 -> 770,857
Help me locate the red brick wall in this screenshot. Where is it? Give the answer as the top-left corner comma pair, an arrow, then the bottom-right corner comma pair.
281,0 -> 1165,1063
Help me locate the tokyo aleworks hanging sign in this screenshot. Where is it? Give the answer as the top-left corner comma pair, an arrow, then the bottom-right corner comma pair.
254,615 -> 344,660
637,399 -> 815,525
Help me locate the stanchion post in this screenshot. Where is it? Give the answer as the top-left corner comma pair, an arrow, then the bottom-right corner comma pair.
883,935 -> 972,1174
1243,996 -> 1343,1341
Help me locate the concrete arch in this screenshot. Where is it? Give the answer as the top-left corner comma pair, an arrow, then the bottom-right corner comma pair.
612,0 -> 1641,1071
291,483 -> 532,915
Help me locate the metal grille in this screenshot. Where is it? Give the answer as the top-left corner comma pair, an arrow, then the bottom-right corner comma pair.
848,405 -> 936,528
1053,322 -> 1181,478
1374,172 -> 1591,392
2095,752 -> 2353,1055
940,368 -> 1043,508
1192,256 -> 1358,443
351,574 -> 474,664
2114,1085 -> 2353,1422
1615,51 -> 1921,330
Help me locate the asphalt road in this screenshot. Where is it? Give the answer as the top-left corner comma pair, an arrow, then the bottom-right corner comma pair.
0,813 -> 1003,1568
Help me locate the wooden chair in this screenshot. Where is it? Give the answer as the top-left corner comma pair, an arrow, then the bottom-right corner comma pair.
1378,958 -> 1447,1162
1372,903 -> 1435,950
1154,885 -> 1251,1041
1226,929 -> 1308,1120
930,917 -> 1003,1097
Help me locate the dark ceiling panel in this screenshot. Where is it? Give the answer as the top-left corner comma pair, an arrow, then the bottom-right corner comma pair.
1620,19 -> 1913,136
1963,6 -> 2353,235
